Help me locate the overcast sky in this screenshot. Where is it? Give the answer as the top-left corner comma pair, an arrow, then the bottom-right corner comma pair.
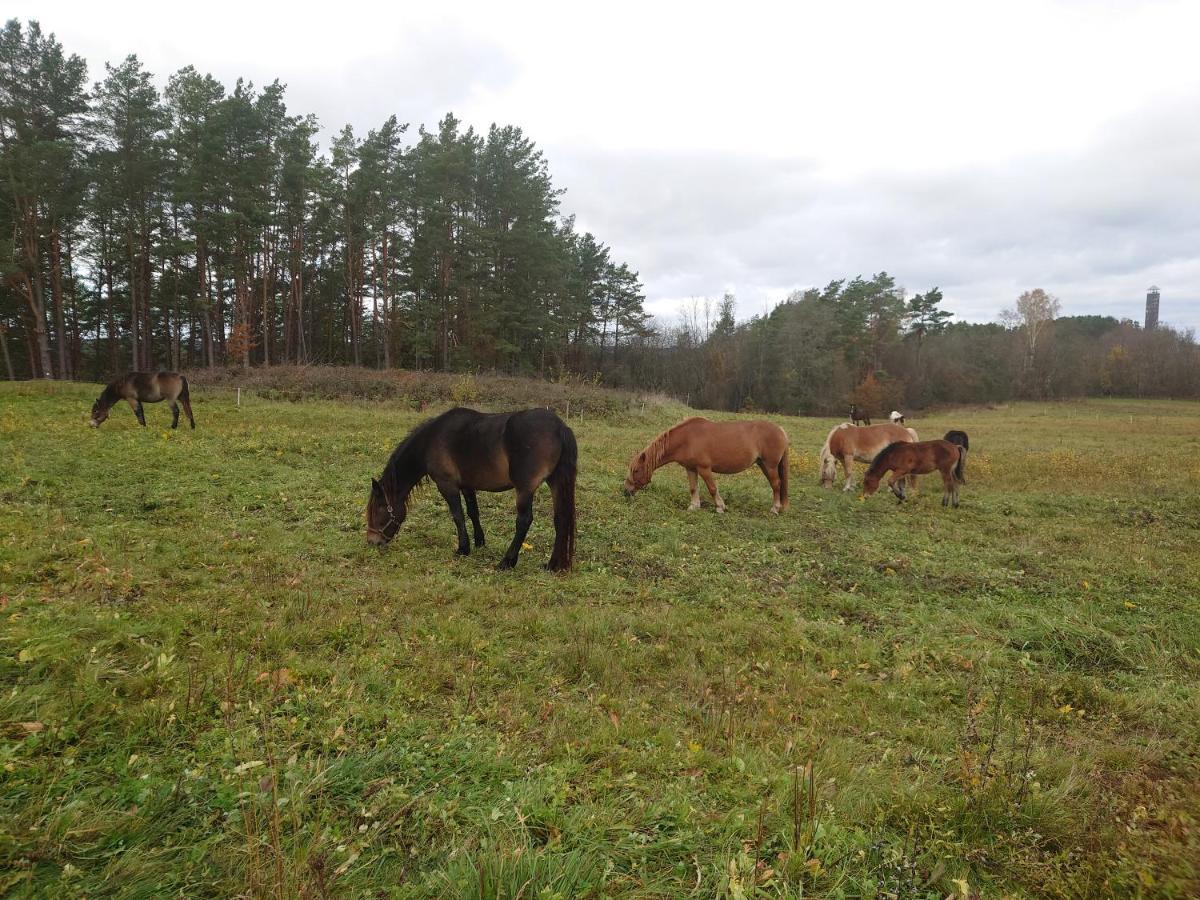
21,0 -> 1200,331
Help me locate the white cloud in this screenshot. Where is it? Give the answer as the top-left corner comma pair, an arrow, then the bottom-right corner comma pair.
19,0 -> 1200,329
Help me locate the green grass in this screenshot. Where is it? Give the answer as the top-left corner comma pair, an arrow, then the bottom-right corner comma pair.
2,381 -> 1198,898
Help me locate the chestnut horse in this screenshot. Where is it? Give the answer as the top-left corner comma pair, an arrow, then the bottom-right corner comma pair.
366,407 -> 577,571
623,417 -> 789,513
90,371 -> 195,429
819,422 -> 918,491
863,439 -> 965,507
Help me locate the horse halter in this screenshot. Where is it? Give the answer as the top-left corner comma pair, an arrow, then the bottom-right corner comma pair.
369,484 -> 401,542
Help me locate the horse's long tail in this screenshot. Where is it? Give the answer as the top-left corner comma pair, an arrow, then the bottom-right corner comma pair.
548,420 -> 578,571
777,445 -> 790,510
954,446 -> 966,484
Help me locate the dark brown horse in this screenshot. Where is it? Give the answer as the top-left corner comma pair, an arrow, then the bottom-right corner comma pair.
862,439 -> 965,507
943,430 -> 970,482
90,371 -> 195,429
849,404 -> 871,426
366,407 -> 577,571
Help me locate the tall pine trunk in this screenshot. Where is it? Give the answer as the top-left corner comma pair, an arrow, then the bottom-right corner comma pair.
49,226 -> 70,379
15,202 -> 54,378
126,227 -> 140,371
0,325 -> 14,380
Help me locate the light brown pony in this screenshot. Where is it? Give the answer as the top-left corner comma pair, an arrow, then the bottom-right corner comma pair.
90,371 -> 195,429
819,422 -> 917,491
623,417 -> 789,513
862,439 -> 965,507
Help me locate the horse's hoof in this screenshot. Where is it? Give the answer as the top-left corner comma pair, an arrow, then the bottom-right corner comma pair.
496,558 -> 516,570
456,547 -> 470,556
716,507 -> 726,515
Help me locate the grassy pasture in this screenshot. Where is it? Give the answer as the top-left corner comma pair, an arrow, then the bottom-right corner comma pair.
1,380 -> 1198,898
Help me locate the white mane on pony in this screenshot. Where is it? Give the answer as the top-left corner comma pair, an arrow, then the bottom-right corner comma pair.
818,423 -> 854,486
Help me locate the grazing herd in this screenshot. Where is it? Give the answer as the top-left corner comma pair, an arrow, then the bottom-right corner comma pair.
88,371 -> 970,572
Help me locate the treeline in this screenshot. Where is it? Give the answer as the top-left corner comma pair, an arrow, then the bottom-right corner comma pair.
600,275 -> 1200,413
5,20 -> 1196,412
0,19 -> 648,380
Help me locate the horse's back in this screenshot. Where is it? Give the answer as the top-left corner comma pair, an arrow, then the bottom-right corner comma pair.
840,423 -> 915,461
437,407 -> 570,491
680,417 -> 785,471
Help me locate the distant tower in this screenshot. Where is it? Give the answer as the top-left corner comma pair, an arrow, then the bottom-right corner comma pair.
1145,286 -> 1160,330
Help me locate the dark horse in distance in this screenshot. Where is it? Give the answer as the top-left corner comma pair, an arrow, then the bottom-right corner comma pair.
366,407 -> 577,571
849,404 -> 871,426
90,371 -> 195,429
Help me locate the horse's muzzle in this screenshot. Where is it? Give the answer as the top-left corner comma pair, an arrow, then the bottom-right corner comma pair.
366,531 -> 389,548
88,419 -> 98,428
623,487 -> 633,498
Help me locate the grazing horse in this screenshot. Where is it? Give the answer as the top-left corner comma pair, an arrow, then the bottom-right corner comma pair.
849,404 -> 871,426
862,440 -> 965,507
943,430 -> 970,482
366,407 -> 577,571
90,371 -> 195,429
819,422 -> 918,491
889,410 -> 905,425
623,417 -> 789,514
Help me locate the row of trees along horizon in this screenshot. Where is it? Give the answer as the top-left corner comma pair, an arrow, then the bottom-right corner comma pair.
4,19 -> 1198,413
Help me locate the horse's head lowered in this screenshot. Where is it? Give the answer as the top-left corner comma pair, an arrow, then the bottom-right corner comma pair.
861,470 -> 883,497
89,386 -> 117,427
89,399 -> 109,428
366,477 -> 405,546
623,450 -> 653,497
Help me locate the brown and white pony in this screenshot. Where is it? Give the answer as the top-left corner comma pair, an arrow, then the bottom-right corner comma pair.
819,422 -> 918,491
862,439 -> 965,507
623,417 -> 789,514
90,371 -> 195,429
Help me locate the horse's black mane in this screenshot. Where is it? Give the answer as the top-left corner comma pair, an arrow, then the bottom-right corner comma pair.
382,417 -> 438,487
97,381 -> 121,407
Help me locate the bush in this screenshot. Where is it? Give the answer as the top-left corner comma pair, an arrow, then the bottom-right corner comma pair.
182,365 -> 679,419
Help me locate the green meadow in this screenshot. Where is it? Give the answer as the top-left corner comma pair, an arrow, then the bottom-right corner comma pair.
1,379 -> 1198,898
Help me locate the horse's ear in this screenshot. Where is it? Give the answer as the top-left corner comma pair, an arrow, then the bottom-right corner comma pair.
370,477 -> 382,494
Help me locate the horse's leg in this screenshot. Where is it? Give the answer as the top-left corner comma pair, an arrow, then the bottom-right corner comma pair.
698,467 -> 725,513
841,455 -> 855,492
435,481 -> 471,555
890,470 -> 907,501
686,468 -> 701,510
757,459 -> 782,514
128,398 -> 146,427
170,402 -> 180,429
498,489 -> 535,570
462,488 -> 485,547
180,395 -> 195,429
941,469 -> 954,507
